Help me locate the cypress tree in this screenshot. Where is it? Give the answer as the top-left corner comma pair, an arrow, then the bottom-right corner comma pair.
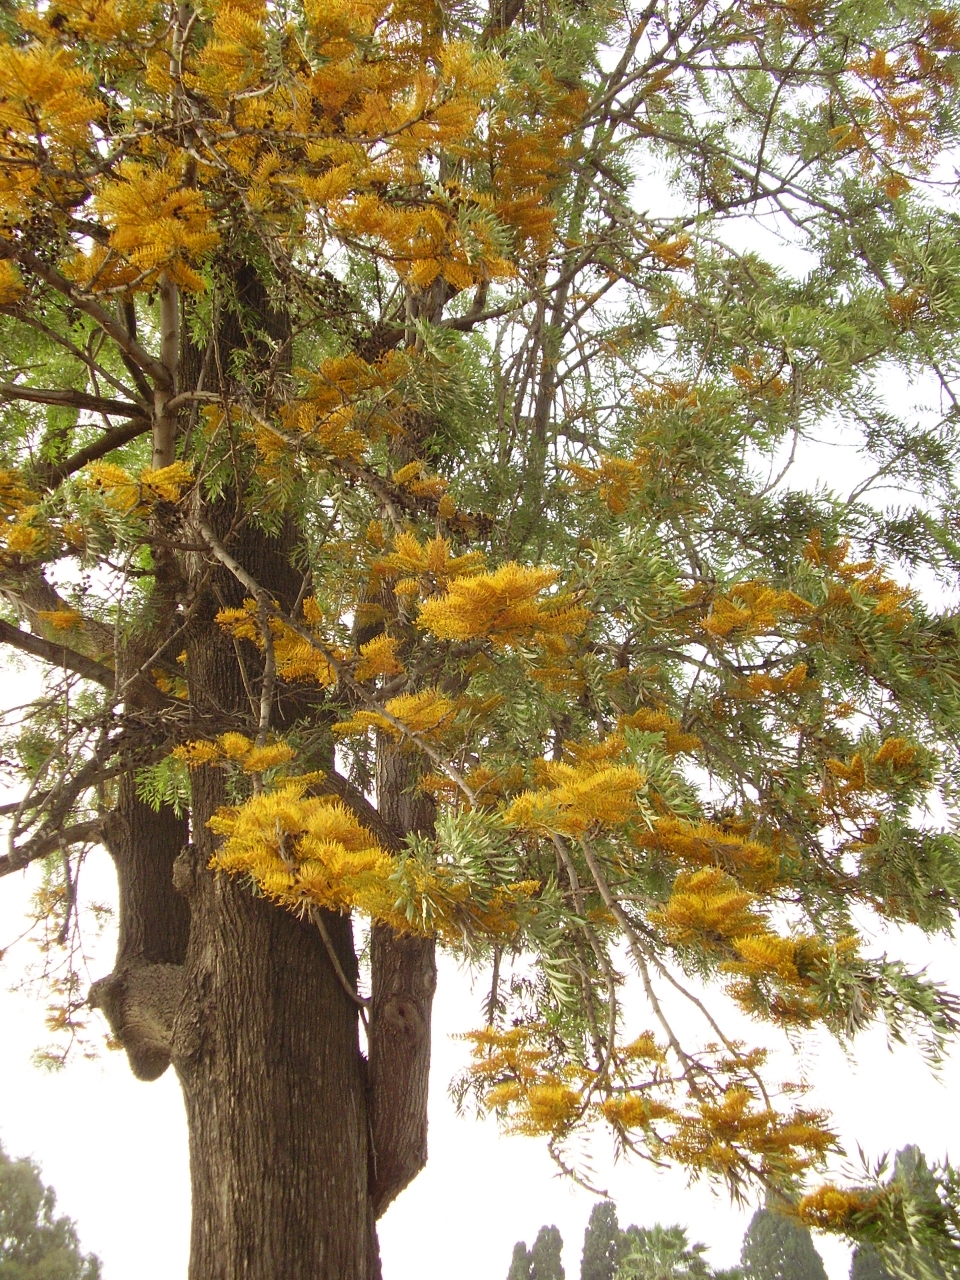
581,1202 -> 623,1280
740,1205 -> 828,1280
531,1226 -> 565,1280
509,1241 -> 533,1280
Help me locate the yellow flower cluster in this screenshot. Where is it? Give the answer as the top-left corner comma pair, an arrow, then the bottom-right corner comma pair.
465,1023 -> 835,1181
334,689 -> 458,741
214,598 -> 342,687
174,732 -> 297,774
0,44 -> 103,223
797,1184 -> 877,1230
564,453 -> 648,514
634,816 -> 780,890
0,260 -> 23,305
503,740 -> 645,837
462,1025 -> 587,1136
354,634 -> 405,681
208,776 -> 539,939
702,582 -> 813,639
619,708 -> 701,755
417,563 -> 589,649
375,532 -> 485,596
648,867 -> 763,947
67,163 -> 219,293
210,781 -> 406,921
82,460 -> 194,511
664,1086 -> 836,1179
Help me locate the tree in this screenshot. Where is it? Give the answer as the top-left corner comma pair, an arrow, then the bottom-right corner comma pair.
531,1226 -> 566,1280
582,1202 -> 625,1280
2,0 -> 960,1275
618,1226 -> 712,1280
740,1205 -> 828,1280
509,1241 -> 533,1280
0,1142 -> 100,1280
812,1147 -> 958,1280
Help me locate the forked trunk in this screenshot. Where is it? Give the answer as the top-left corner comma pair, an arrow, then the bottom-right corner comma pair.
90,274 -> 439,1273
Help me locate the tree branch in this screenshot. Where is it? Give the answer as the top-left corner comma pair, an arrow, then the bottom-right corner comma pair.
0,618 -> 116,688
0,818 -> 103,878
0,384 -> 149,420
40,418 -> 153,486
0,237 -> 172,389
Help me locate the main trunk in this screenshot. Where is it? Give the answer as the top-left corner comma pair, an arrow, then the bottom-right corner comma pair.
171,825 -> 376,1280
170,509 -> 380,1280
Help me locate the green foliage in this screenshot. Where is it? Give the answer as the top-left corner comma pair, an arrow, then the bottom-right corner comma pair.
581,1202 -> 625,1280
617,1226 -> 712,1280
0,1143 -> 100,1280
825,1147 -> 960,1280
740,1205 -> 828,1280
135,757 -> 191,818
531,1226 -> 565,1280
850,1246 -> 896,1280
510,1241 -> 533,1280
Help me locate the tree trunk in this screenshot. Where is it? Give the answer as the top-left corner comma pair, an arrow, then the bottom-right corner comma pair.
89,271 -> 440,1275
167,510 -> 380,1280
368,739 -> 437,1218
171,797 -> 376,1280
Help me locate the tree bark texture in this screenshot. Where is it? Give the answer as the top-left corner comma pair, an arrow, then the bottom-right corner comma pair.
368,741 -> 438,1218
171,785 -> 375,1280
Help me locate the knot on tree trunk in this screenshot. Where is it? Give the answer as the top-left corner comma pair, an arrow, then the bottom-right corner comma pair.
89,962 -> 184,1081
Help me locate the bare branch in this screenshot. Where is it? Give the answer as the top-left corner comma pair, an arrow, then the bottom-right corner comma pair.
0,819 -> 103,878
0,618 -> 116,689
0,384 -> 149,420
41,418 -> 153,486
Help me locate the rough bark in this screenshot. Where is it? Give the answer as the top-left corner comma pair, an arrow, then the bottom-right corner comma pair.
88,263 -> 439,1276
368,740 -> 438,1218
171,790 -> 375,1280
171,514 -> 378,1280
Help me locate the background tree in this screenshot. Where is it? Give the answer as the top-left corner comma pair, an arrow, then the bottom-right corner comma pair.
740,1204 -> 828,1280
2,0 -> 960,1276
0,1142 -> 100,1280
531,1226 -> 566,1280
509,1241 -> 534,1280
617,1226 -> 712,1280
849,1247 -> 896,1280
582,1202 -> 627,1280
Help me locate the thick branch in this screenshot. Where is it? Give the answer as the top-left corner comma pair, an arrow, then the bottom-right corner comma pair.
368,742 -> 437,1217
0,384 -> 149,419
319,769 -> 404,854
41,418 -> 152,485
0,617 -> 116,688
152,273 -> 180,470
0,819 -> 102,877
